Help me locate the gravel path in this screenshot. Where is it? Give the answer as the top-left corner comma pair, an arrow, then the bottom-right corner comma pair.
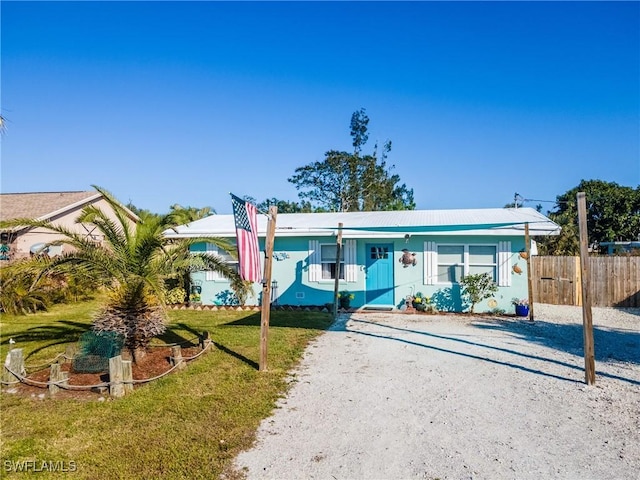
233,305 -> 640,480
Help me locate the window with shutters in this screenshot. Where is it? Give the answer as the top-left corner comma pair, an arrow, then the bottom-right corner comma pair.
309,239 -> 357,282
432,244 -> 501,284
320,244 -> 345,280
197,243 -> 238,281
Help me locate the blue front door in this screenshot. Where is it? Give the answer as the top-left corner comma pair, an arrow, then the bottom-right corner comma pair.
365,244 -> 394,305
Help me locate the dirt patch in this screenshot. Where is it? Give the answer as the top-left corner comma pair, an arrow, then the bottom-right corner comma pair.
7,346 -> 202,401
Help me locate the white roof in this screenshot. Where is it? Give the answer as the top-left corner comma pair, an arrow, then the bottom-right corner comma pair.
164,207 -> 560,239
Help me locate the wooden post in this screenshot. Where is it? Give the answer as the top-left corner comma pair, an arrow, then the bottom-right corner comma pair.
332,223 -> 344,319
577,192 -> 596,385
525,223 -> 534,321
109,355 -> 125,398
171,345 -> 186,370
259,206 -> 277,372
199,331 -> 211,350
574,256 -> 582,306
49,363 -> 68,396
2,348 -> 25,385
64,344 -> 76,364
122,360 -> 134,393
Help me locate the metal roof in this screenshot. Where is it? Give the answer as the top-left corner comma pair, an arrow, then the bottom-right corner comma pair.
164,207 -> 561,239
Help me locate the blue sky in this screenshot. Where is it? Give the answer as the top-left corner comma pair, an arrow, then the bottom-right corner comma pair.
2,1 -> 638,215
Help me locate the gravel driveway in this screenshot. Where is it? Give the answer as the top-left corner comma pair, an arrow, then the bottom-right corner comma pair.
233,305 -> 640,480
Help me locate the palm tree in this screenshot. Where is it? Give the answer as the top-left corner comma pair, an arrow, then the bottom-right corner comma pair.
1,186 -> 245,362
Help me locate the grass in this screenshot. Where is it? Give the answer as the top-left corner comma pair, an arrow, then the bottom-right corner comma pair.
0,301 -> 333,479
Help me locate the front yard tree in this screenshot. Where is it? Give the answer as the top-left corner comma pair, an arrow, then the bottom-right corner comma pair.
0,186 -> 244,362
288,109 -> 415,212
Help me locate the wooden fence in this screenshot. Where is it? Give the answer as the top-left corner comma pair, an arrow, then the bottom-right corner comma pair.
531,256 -> 640,307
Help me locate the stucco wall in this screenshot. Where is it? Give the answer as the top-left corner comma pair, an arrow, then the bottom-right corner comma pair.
9,197 -> 136,259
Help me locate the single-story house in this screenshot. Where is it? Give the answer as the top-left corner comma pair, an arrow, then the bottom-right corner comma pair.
164,207 -> 560,313
0,190 -> 138,261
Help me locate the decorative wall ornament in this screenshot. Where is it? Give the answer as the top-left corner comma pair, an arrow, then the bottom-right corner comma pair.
512,263 -> 523,275
399,249 -> 417,267
273,252 -> 290,261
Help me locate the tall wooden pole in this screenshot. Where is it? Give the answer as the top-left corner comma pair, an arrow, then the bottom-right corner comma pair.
524,222 -> 534,321
332,223 -> 344,319
259,206 -> 277,372
577,192 -> 596,385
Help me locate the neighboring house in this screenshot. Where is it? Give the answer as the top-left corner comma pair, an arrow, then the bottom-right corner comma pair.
599,241 -> 640,255
164,207 -> 560,313
0,190 -> 138,261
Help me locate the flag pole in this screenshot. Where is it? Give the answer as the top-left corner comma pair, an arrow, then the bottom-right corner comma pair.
259,206 -> 277,372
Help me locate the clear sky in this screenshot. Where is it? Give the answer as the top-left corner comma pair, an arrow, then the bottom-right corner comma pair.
1,1 -> 638,215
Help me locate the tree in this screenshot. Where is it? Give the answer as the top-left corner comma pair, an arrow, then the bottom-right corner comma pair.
167,204 -> 215,225
288,109 -> 415,212
257,198 -> 315,213
537,180 -> 640,255
0,186 -> 244,361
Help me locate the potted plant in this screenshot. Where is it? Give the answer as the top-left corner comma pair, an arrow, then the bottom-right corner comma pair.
338,290 -> 355,309
412,292 -> 428,312
512,298 -> 530,317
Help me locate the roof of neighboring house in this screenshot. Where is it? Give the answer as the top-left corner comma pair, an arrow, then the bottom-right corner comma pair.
0,191 -> 101,223
0,190 -> 138,227
164,207 -> 561,239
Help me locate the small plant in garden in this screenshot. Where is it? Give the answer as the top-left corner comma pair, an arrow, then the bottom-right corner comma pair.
511,298 -> 529,306
460,273 -> 498,313
411,292 -> 428,312
165,287 -> 186,305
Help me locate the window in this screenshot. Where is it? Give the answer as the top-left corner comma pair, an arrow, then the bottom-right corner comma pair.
437,245 -> 464,283
320,244 -> 344,280
435,244 -> 497,283
201,243 -> 238,281
468,245 -> 497,279
309,239 -> 357,282
369,246 -> 389,260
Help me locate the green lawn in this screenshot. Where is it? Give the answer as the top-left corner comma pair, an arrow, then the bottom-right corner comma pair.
0,301 -> 333,479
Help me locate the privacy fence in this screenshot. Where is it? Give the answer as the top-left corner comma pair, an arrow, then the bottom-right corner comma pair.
531,256 -> 640,307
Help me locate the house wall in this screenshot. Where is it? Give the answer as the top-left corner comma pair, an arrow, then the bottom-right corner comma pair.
190,234 -> 530,313
9,197 -> 137,259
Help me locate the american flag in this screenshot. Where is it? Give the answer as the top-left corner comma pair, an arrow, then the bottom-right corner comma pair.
231,194 -> 262,283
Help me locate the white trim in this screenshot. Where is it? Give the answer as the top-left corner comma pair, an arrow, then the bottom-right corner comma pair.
498,241 -> 512,287
308,240 -> 321,282
345,239 -> 357,282
423,241 -> 437,285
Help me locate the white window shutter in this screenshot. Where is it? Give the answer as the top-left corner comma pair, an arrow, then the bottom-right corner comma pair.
498,241 -> 512,287
423,241 -> 437,285
308,240 -> 321,282
205,243 -> 222,280
344,239 -> 357,282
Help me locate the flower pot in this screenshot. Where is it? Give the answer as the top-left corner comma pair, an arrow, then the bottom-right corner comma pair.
515,304 -> 529,317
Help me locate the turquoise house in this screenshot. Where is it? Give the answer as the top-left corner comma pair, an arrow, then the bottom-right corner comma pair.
163,207 -> 560,313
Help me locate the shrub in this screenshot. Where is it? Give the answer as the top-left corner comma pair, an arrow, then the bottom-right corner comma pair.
460,273 -> 498,313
